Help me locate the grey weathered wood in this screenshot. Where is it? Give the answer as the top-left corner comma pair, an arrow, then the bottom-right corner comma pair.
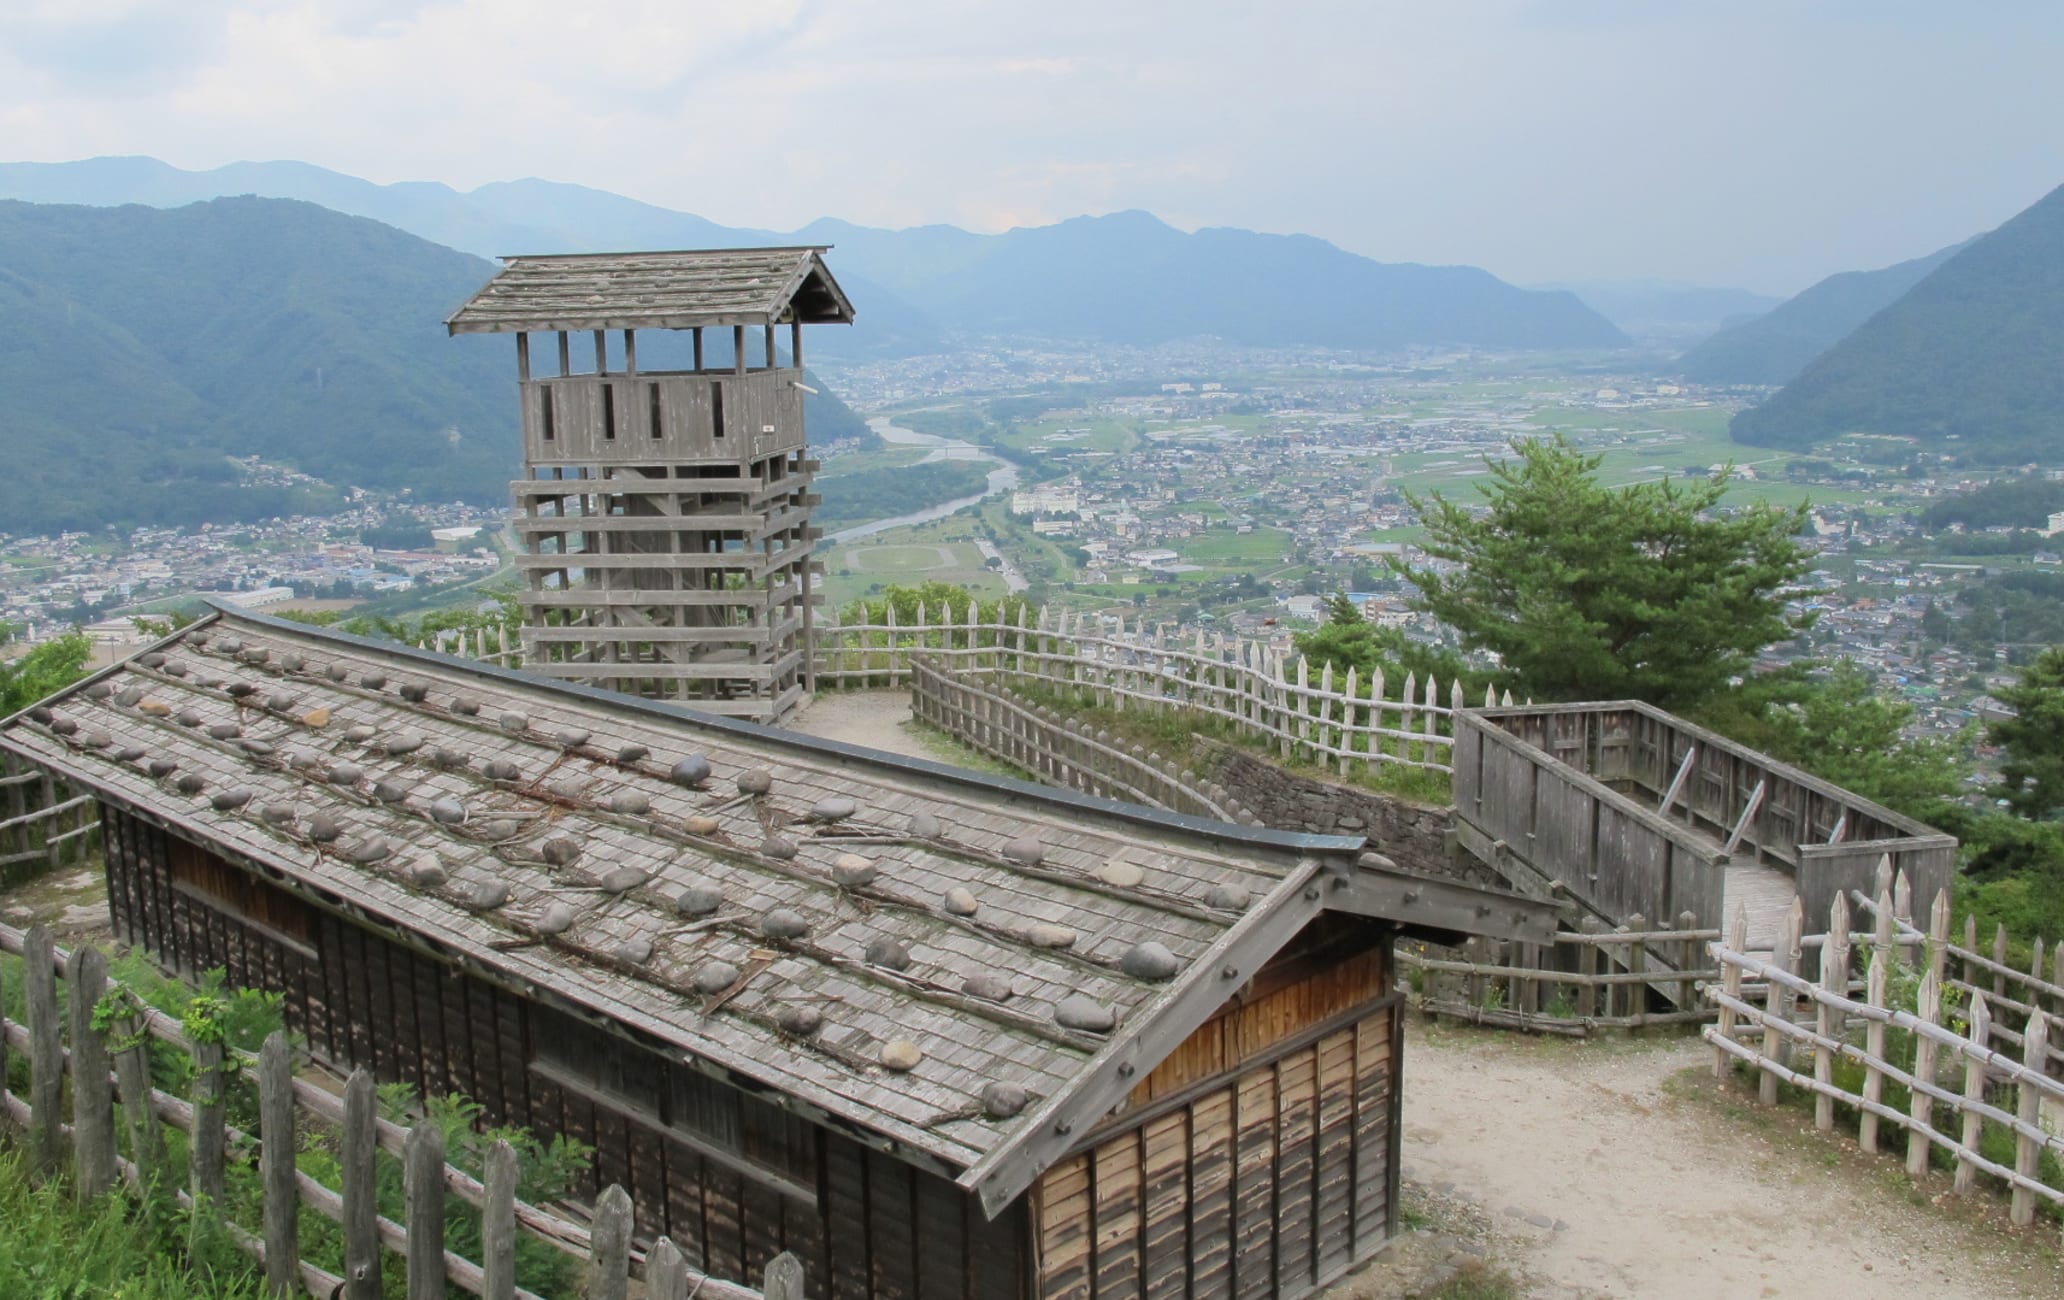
111,1004 -> 169,1201
259,1032 -> 299,1298
1907,970 -> 1940,1178
190,1036 -> 228,1207
587,1183 -> 634,1300
762,1251 -> 806,1300
2012,1009 -> 2048,1226
342,1069 -> 381,1300
1954,994 -> 1989,1195
24,926 -> 62,1176
406,1120 -> 448,1300
482,1139 -> 519,1300
645,1236 -> 689,1300
67,943 -> 115,1200
1859,951 -> 1888,1152
1713,906 -> 1746,1080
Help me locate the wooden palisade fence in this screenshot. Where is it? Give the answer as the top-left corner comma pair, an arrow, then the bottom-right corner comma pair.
0,752 -> 98,887
1705,872 -> 2064,1234
1399,912 -> 1720,1035
433,602 -> 1492,775
0,922 -> 802,1300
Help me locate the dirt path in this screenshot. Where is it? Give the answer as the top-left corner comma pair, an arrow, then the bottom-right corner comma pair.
781,689 -> 954,763
1355,1021 -> 2060,1299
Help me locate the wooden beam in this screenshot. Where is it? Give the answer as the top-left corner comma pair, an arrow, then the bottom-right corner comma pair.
623,330 -> 637,376
593,329 -> 607,376
1827,812 -> 1847,845
556,331 -> 570,377
1327,858 -> 1560,944
515,333 -> 530,382
732,325 -> 746,376
1724,779 -> 1768,856
962,859 -> 1341,1217
1657,745 -> 1698,818
692,327 -> 704,371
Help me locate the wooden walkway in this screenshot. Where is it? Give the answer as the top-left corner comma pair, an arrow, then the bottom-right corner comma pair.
1724,859 -> 1798,957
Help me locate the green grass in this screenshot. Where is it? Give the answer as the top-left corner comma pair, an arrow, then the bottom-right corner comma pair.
0,1148 -> 268,1299
995,417 -> 1138,456
1178,527 -> 1291,566
818,446 -> 931,479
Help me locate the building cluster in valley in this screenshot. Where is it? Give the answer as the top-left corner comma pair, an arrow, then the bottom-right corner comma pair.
0,498 -> 504,641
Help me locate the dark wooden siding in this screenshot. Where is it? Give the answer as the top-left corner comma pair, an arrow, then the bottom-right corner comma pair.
1029,912 -> 1400,1300
99,806 -> 1029,1300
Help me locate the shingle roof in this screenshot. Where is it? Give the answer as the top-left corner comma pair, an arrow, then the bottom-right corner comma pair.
4,606 -> 1555,1213
445,247 -> 855,334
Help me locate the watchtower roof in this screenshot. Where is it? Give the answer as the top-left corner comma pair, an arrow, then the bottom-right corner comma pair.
445,246 -> 855,334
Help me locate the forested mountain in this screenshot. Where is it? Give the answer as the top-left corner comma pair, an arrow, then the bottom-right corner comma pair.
0,197 -> 869,534
0,157 -> 1629,355
1676,240 -> 1968,386
1730,182 -> 2064,462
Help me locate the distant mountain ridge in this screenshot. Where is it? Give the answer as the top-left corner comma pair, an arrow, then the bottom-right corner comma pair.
0,196 -> 868,534
1729,182 -> 2064,463
1675,240 -> 1970,386
1538,280 -> 1784,348
0,156 -> 1629,355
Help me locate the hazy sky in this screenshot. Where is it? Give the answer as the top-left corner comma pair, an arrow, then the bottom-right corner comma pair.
2,1 -> 2058,294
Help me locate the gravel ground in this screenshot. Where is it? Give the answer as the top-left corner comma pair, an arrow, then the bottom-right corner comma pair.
1329,1018 -> 2064,1299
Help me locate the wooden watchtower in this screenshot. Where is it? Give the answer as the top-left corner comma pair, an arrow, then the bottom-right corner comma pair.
448,248 -> 854,723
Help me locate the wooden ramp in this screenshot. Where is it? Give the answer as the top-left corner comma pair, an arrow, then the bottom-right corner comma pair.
1724,860 -> 1798,957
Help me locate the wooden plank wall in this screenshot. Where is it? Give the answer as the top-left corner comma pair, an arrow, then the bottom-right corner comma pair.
101,807 -> 1029,1300
1030,1001 -> 1399,1300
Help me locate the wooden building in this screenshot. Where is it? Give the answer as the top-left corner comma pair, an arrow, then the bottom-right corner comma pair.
1,607 -> 1557,1299
448,248 -> 854,724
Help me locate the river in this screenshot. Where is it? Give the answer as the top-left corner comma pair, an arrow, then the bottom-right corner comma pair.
820,416 -> 1022,546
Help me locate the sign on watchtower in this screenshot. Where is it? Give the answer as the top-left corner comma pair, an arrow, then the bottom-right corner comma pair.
447,248 -> 855,723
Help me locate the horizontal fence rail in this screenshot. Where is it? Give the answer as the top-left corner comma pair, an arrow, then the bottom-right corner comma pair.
0,922 -> 797,1300
1401,911 -> 1720,1036
1704,884 -> 2064,1235
0,753 -> 98,885
423,603 -> 1487,776
908,655 -> 1252,821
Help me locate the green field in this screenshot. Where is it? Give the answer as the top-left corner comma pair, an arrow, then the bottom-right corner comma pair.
1178,527 -> 1292,567
993,416 -> 1138,457
819,517 -> 1006,612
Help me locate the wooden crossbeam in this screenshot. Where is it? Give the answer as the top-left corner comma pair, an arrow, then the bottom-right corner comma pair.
1723,778 -> 1768,856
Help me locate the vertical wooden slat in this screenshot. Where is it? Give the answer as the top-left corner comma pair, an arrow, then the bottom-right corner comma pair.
589,1183 -> 634,1300
1092,1131 -> 1143,1297
25,925 -> 63,1176
68,944 -> 116,1200
405,1121 -> 448,1300
1034,1153 -> 1092,1300
1312,1027 -> 1357,1279
1274,1048 -> 1319,1292
260,1032 -> 299,1299
1187,1086 -> 1235,1299
1139,1111 -> 1190,1300
482,1139 -> 519,1300
342,1070 -> 381,1300
1231,1066 -> 1278,1299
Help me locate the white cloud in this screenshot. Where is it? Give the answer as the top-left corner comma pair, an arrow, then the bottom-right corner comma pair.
1,0 -> 2059,290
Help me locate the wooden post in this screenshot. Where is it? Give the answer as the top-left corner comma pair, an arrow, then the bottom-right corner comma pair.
68,944 -> 115,1200
589,1183 -> 634,1300
1954,994 -> 1989,1195
1578,916 -> 1601,1022
111,1002 -> 169,1202
2012,1010 -> 2048,1226
764,1252 -> 807,1300
24,926 -> 63,1176
1928,890 -> 1951,997
406,1121 -> 448,1300
1859,950 -> 1888,1153
1714,905 -> 1745,1080
482,1139 -> 519,1300
1814,916 -> 1839,1132
342,1070 -> 381,1300
259,1032 -> 298,1297
1760,905 -> 1800,1106
646,1238 -> 689,1300
1626,914 -> 1648,1029
1994,923 -> 2008,1000
1907,970 -> 1939,1179
1678,910 -> 1699,1013
191,1036 -> 227,1209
